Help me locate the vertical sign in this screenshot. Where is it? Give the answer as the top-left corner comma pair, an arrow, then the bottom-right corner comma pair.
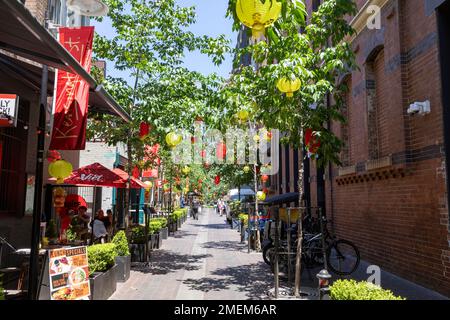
49,27 -> 94,150
48,246 -> 90,300
0,94 -> 19,127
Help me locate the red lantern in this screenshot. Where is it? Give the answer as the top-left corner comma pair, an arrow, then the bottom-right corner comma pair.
198,178 -> 203,184
261,175 -> 269,183
200,150 -> 206,158
139,122 -> 150,140
263,187 -> 269,194
216,143 -> 227,160
305,129 -> 321,154
47,150 -> 61,163
214,175 -> 221,185
132,166 -> 140,179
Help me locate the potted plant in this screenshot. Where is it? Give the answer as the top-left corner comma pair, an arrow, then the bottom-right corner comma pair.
129,225 -> 147,262
154,218 -> 168,240
330,280 -> 405,300
168,213 -> 178,234
87,243 -> 118,300
148,220 -> 162,249
111,231 -> 131,282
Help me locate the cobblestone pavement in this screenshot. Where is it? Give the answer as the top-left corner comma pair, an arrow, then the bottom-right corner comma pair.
110,208 -> 287,300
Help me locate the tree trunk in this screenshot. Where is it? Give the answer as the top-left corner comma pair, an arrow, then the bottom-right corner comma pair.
254,164 -> 261,252
294,133 -> 305,297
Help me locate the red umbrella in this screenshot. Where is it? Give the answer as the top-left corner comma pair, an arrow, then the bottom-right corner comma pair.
61,163 -> 144,189
64,194 -> 87,210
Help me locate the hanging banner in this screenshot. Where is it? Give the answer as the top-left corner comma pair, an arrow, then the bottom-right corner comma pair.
49,26 -> 95,150
0,94 -> 19,127
48,246 -> 91,300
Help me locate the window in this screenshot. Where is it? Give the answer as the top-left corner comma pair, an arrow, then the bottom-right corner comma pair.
48,0 -> 63,25
340,76 -> 351,166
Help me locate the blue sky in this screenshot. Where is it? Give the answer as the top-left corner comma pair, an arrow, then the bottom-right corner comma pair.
92,0 -> 236,84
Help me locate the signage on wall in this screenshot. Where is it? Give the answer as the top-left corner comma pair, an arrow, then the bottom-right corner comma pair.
48,246 -> 91,300
0,94 -> 19,127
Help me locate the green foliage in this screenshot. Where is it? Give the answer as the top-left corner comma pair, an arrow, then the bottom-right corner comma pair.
148,220 -> 162,234
153,218 -> 168,228
238,213 -> 249,225
87,243 -> 118,274
111,230 -> 130,256
66,225 -> 77,242
45,220 -> 58,239
330,280 -> 406,300
0,275 -> 4,300
224,0 -> 358,167
130,225 -> 147,244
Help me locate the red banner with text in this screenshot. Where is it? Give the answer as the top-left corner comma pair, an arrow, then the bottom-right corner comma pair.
49,27 -> 94,150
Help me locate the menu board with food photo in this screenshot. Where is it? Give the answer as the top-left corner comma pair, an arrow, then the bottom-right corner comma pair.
48,246 -> 90,300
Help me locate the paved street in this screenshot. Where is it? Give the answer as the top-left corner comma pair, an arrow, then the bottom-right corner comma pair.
110,208 -> 278,300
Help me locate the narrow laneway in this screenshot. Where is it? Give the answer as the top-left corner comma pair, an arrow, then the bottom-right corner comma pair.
110,208 -> 273,300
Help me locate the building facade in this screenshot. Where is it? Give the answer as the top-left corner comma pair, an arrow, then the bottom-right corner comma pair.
305,0 -> 450,296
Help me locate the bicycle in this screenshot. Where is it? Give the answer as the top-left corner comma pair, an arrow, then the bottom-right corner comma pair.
265,215 -> 360,276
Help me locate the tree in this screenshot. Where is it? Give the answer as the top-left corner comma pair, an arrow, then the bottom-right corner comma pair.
88,0 -> 232,226
225,0 -> 357,297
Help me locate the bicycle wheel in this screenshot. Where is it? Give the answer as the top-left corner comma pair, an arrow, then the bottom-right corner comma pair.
327,239 -> 360,275
262,243 -> 274,265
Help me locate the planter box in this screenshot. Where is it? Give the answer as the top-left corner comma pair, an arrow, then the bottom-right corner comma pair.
89,264 -> 118,300
115,255 -> 131,282
152,232 -> 162,249
177,219 -> 181,229
160,227 -> 168,239
129,243 -> 149,262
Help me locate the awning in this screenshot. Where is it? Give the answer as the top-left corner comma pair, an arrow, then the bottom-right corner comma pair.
0,0 -> 131,122
265,192 -> 300,205
0,52 -> 124,117
59,162 -> 143,189
112,168 -> 147,189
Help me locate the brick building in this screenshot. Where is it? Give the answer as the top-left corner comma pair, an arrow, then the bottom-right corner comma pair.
233,0 -> 450,296
302,0 -> 450,296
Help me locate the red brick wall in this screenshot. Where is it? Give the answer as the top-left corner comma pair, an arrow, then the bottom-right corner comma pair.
305,0 -> 450,296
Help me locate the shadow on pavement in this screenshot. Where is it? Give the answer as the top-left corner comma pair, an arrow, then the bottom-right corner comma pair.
132,251 -> 212,275
181,262 -> 273,299
201,241 -> 248,251
189,223 -> 230,229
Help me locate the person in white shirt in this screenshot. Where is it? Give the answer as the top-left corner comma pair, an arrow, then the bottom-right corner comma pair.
92,211 -> 108,243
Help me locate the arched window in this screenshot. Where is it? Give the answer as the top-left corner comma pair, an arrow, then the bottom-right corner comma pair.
340,75 -> 352,166
365,46 -> 384,160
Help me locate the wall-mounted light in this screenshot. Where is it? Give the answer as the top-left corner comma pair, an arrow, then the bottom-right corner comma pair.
407,100 -> 431,116
67,0 -> 109,17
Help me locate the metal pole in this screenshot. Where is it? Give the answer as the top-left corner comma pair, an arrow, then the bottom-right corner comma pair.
28,65 -> 48,300
144,204 -> 148,262
287,208 -> 291,285
273,207 -> 280,299
319,207 -> 328,270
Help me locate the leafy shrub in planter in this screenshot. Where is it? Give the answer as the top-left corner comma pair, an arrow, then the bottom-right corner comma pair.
45,219 -> 58,239
237,213 -> 249,226
87,243 -> 118,274
111,231 -> 130,256
153,217 -> 167,228
130,226 -> 146,244
148,220 -> 162,234
330,280 -> 405,300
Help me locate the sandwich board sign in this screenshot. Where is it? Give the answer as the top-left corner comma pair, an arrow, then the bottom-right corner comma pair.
0,94 -> 19,127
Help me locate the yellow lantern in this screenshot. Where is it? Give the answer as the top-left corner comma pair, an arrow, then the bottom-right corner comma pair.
257,191 -> 266,201
48,159 -> 73,184
253,134 -> 260,142
237,110 -> 250,122
165,132 -> 182,147
183,187 -> 190,193
144,181 -> 153,191
277,77 -> 301,97
243,165 -> 251,173
236,0 -> 282,40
